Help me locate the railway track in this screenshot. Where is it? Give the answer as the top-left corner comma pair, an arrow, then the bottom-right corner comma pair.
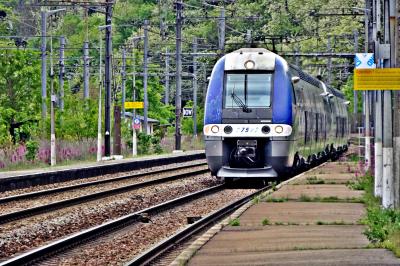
0,162 -> 208,224
0,184 -> 225,265
129,183 -> 273,266
0,180 -> 269,266
0,161 -> 216,261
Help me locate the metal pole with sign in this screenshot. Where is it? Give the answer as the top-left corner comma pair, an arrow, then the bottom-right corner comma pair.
125,102 -> 144,156
354,53 -> 376,170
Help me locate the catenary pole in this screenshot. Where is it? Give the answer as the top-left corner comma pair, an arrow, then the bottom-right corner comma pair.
132,42 -> 137,156
143,20 -> 149,134
175,0 -> 183,150
50,36 -> 56,166
104,0 -> 113,157
193,37 -> 198,138
41,10 -> 47,121
382,0 -> 394,208
59,36 -> 65,111
353,30 -> 358,128
165,47 -> 169,105
373,0 -> 383,197
97,27 -> 104,162
327,37 -> 332,87
218,7 -> 225,54
389,0 -> 398,207
83,41 -> 90,99
364,0 -> 371,171
122,47 -> 126,118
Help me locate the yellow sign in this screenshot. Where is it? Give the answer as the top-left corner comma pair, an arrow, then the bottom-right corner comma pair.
354,69 -> 400,90
124,101 -> 144,109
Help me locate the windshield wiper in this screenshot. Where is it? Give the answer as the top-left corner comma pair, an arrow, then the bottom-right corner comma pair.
231,91 -> 252,113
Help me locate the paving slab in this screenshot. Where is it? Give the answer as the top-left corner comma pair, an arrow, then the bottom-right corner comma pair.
292,173 -> 357,185
195,225 -> 369,254
239,202 -> 365,226
310,163 -> 359,174
270,184 -> 364,200
180,158 -> 400,266
189,248 -> 400,266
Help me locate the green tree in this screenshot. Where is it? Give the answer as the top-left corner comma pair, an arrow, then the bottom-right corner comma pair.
0,50 -> 41,145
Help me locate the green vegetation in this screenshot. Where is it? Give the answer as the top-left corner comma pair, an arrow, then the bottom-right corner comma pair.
348,153 -> 361,162
306,176 -> 325,185
261,218 -> 271,226
228,218 -> 240,226
299,194 -> 312,202
298,194 -> 363,203
354,172 -> 400,257
316,220 -> 353,225
0,0 -> 364,168
265,197 -> 288,203
252,195 -> 261,204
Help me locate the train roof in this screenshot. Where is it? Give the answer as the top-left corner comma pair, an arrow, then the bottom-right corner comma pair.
226,49 -> 345,99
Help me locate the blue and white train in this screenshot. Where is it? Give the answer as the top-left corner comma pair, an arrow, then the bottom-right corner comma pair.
203,48 -> 349,180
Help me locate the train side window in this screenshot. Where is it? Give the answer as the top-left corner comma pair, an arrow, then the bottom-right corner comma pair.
315,113 -> 319,141
291,84 -> 296,104
304,111 -> 308,144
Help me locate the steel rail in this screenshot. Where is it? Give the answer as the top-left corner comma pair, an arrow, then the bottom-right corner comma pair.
0,167 -> 209,225
0,184 -> 224,266
127,184 -> 273,265
0,162 -> 207,204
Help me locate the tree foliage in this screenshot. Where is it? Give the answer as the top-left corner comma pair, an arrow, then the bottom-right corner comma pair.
0,0 -> 363,149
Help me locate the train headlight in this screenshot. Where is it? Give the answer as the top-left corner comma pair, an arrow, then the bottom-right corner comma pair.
211,125 -> 220,134
261,125 -> 270,134
224,125 -> 233,134
275,125 -> 284,134
244,60 -> 255,70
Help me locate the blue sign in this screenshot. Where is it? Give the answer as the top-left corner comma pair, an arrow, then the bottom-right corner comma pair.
355,53 -> 376,69
134,118 -> 140,125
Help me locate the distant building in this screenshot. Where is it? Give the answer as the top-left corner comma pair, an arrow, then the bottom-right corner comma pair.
124,112 -> 159,134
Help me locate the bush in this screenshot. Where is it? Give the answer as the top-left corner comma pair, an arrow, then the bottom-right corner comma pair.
25,140 -> 39,161
137,132 -> 152,155
228,218 -> 240,226
364,207 -> 400,243
137,132 -> 163,155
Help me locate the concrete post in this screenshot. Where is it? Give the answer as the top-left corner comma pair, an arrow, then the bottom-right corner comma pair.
382,0 -> 394,208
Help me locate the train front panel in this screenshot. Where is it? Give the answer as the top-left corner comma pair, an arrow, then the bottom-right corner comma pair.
204,49 -> 295,179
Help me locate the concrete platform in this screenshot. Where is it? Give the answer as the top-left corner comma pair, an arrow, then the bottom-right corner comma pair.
193,225 -> 369,253
292,173 -> 357,185
0,150 -> 205,191
189,249 -> 400,266
270,184 -> 364,200
239,202 -> 365,226
178,160 -> 400,266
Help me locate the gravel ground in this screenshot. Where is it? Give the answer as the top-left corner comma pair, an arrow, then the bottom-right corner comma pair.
0,159 -> 206,198
0,165 -> 208,215
0,173 -> 217,259
47,188 -> 256,266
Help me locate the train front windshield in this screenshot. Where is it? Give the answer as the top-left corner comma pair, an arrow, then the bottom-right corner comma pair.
224,73 -> 272,109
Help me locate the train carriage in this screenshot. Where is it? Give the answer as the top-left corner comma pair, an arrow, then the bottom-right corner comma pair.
203,48 -> 349,180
